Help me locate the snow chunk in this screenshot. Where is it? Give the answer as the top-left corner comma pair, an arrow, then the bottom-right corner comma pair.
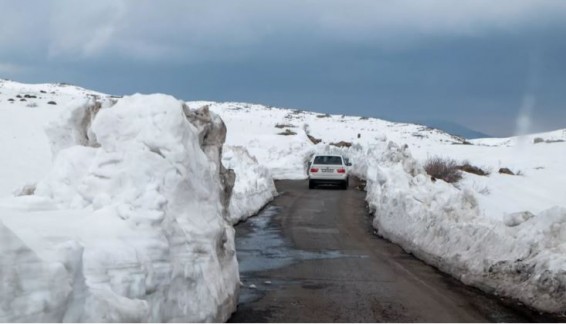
44,98 -> 108,156
0,221 -> 79,322
1,94 -> 239,322
504,211 -> 535,227
223,146 -> 277,224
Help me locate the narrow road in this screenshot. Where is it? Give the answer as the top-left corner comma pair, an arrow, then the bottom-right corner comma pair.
230,179 -> 555,322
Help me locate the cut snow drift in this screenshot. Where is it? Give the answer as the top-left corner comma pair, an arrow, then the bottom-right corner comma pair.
0,94 -> 239,322
222,146 -> 277,224
365,142 -> 566,313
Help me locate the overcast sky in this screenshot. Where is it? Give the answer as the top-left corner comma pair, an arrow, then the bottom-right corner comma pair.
1,0 -> 566,136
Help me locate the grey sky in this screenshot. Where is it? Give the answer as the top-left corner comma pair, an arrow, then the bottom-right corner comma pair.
1,0 -> 566,136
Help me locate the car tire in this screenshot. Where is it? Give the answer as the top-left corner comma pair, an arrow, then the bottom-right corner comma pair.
341,179 -> 348,190
309,180 -> 315,189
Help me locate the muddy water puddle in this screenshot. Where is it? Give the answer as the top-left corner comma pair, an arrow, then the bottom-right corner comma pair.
234,205 -> 347,304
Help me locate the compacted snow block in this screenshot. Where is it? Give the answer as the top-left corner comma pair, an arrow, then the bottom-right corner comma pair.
0,94 -> 239,322
222,146 -> 277,224
0,221 -> 81,322
365,142 -> 566,314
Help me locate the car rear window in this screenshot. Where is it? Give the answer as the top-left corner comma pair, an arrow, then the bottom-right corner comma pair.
313,156 -> 343,165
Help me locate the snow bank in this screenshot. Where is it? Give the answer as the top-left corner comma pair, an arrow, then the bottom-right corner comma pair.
365,142 -> 566,313
0,94 -> 239,322
222,146 -> 277,224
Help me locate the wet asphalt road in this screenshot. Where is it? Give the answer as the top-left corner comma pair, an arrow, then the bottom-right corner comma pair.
229,179 -> 557,323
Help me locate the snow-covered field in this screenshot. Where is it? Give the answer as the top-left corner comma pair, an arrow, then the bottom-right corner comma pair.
1,79 -> 565,319
186,101 -> 465,179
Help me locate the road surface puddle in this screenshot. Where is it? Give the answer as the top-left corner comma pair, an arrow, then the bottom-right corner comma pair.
236,205 -> 344,273
234,205 -> 353,304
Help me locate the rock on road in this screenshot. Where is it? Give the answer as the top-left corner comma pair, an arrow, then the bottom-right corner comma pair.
229,179 -> 556,322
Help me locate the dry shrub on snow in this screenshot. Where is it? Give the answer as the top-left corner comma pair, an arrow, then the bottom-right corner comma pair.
424,157 -> 463,183
277,129 -> 297,136
307,134 -> 322,144
330,141 -> 352,148
498,167 -> 515,175
458,162 -> 490,176
275,123 -> 296,129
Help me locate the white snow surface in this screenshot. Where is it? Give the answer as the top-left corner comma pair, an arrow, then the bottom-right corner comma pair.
0,80 -> 104,197
189,100 -> 566,313
0,84 -> 242,322
222,146 -> 277,224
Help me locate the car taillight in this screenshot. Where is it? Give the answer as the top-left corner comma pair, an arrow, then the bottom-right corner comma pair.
337,168 -> 346,173
310,168 -> 319,173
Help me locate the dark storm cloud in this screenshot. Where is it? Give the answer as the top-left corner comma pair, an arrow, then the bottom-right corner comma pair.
1,0 -> 566,136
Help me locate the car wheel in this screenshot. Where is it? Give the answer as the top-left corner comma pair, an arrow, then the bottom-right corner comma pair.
342,179 -> 348,190
309,180 -> 315,189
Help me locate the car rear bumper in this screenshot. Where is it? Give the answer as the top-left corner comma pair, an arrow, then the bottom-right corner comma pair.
309,174 -> 348,182
309,179 -> 347,186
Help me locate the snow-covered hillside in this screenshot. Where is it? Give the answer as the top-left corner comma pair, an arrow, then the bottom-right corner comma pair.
189,100 -> 566,314
0,81 -> 104,197
187,101 -> 467,179
188,99 -> 565,221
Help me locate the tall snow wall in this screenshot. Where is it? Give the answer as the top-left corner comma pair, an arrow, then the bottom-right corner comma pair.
0,94 -> 239,322
364,141 -> 566,314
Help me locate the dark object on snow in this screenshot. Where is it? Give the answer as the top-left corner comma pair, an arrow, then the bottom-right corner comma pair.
545,139 -> 565,144
355,179 -> 367,191
278,129 -> 297,136
424,157 -> 462,183
498,168 -> 514,175
275,123 -> 295,129
330,141 -> 352,148
307,134 -> 322,144
458,163 -> 489,176
47,101 -> 57,105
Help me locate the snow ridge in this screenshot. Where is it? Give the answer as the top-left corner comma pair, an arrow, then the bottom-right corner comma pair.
365,141 -> 566,313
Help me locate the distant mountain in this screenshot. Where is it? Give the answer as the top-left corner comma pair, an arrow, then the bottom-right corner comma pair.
415,120 -> 491,139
